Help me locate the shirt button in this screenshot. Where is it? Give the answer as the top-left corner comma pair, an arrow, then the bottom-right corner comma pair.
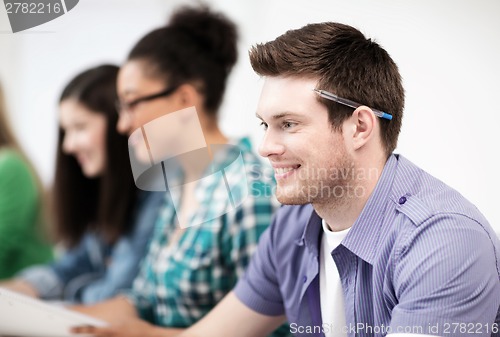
399,196 -> 407,204
303,275 -> 307,283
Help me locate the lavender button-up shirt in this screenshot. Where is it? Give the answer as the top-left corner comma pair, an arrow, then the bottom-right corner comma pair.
235,154 -> 500,337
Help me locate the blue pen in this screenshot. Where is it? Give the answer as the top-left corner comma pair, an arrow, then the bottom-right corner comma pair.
313,89 -> 393,120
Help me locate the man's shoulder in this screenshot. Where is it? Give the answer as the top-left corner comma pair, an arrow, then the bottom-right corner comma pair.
388,155 -> 498,270
394,155 -> 488,226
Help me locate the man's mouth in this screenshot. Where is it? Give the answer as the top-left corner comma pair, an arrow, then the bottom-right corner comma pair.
273,164 -> 301,179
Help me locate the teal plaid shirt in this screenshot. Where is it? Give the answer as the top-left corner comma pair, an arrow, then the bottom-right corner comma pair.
127,138 -> 282,328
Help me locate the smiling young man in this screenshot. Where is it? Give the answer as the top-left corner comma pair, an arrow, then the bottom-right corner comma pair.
177,22 -> 500,337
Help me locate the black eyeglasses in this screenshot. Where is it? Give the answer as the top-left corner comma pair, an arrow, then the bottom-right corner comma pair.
116,85 -> 179,115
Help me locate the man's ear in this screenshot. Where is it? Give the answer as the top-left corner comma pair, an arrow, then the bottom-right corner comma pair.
351,106 -> 377,150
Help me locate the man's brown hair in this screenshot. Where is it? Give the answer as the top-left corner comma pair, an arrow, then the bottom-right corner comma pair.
250,22 -> 404,155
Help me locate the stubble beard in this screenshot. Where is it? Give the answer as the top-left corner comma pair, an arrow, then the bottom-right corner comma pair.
275,148 -> 356,208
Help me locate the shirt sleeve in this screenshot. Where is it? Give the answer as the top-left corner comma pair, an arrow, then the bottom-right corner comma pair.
125,233 -> 159,322
221,179 -> 277,278
233,209 -> 286,316
0,150 -> 39,278
124,195 -> 166,321
20,192 -> 160,304
19,235 -> 94,300
389,213 -> 500,337
78,192 -> 160,304
78,224 -> 153,303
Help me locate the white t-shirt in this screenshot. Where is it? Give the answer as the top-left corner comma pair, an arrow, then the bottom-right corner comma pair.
319,219 -> 350,337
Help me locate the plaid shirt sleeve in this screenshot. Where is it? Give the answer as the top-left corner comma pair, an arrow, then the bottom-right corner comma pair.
125,202 -> 170,322
228,181 -> 276,267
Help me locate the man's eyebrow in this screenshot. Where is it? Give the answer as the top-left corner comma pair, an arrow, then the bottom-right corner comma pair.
255,112 -> 303,120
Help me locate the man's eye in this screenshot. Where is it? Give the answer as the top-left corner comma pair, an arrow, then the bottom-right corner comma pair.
282,121 -> 296,129
260,121 -> 268,130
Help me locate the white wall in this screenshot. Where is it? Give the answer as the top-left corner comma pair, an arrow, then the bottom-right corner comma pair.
1,0 -> 499,230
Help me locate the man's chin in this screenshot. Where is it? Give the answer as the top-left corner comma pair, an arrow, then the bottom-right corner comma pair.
276,193 -> 310,206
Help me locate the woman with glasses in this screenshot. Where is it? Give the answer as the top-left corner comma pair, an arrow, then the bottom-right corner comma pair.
0,81 -> 53,279
1,65 -> 164,304
71,5 -> 289,337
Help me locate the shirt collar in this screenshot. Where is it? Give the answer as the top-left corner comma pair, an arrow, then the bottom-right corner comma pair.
341,154 -> 399,265
299,154 -> 399,263
300,208 -> 323,256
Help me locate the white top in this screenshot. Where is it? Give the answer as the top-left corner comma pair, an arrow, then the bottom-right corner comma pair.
319,219 -> 350,337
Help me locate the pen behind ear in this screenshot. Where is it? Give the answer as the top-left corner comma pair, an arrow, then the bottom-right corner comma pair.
313,88 -> 393,120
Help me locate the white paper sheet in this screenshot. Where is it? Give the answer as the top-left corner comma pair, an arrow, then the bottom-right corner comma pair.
0,287 -> 107,337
